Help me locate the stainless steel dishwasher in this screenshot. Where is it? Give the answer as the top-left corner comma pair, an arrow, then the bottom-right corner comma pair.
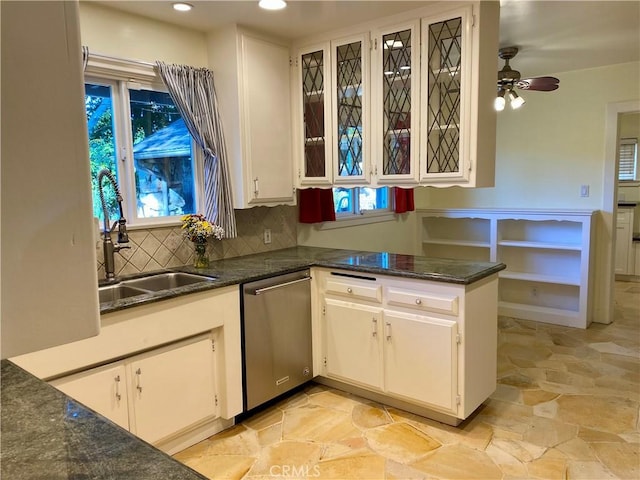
241,269 -> 312,411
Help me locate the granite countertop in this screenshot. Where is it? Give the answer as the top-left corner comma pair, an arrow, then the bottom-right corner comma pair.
0,360 -> 207,480
100,246 -> 506,314
2,247 -> 505,478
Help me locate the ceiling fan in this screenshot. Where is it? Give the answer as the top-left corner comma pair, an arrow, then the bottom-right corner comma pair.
495,46 -> 560,111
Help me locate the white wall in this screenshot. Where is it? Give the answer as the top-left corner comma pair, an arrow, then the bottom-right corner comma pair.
78,2 -> 208,67
417,62 -> 640,210
418,61 -> 640,324
297,214 -> 417,255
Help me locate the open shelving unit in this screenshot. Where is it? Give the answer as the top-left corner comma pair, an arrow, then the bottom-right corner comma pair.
417,208 -> 596,328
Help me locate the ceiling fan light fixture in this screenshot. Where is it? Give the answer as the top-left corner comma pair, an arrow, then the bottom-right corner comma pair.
259,0 -> 287,10
509,90 -> 525,109
494,88 -> 506,112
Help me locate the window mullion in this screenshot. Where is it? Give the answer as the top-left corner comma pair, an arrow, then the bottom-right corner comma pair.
114,81 -> 138,224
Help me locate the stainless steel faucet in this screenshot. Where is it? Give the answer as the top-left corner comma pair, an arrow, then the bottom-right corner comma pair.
97,168 -> 130,281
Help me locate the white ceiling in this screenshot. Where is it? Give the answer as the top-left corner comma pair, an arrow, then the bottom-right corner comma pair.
90,0 -> 640,77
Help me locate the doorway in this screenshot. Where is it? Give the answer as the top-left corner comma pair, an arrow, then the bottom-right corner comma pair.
601,101 -> 640,324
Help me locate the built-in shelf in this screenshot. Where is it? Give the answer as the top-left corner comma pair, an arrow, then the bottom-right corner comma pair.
417,208 -> 596,328
497,240 -> 582,251
423,239 -> 490,248
499,270 -> 581,286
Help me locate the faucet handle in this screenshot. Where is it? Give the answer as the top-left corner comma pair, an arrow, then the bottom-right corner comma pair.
117,218 -> 129,243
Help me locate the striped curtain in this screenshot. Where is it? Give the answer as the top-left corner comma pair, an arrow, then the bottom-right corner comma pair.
156,62 -> 237,238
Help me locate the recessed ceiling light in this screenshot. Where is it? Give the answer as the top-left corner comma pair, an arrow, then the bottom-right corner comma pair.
173,3 -> 193,12
259,0 -> 287,11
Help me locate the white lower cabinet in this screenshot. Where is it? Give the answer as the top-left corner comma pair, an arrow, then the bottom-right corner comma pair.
325,299 -> 383,391
52,362 -> 130,431
383,311 -> 457,413
316,268 -> 497,423
52,334 -> 217,446
128,336 -> 217,444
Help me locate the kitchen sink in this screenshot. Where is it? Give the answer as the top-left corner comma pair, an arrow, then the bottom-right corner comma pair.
120,272 -> 217,292
98,284 -> 149,303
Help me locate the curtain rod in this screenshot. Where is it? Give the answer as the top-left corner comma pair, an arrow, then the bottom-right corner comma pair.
86,49 -> 157,69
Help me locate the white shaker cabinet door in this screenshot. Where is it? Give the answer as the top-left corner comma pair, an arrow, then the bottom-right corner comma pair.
324,299 -> 383,391
128,337 -> 217,444
383,310 -> 458,413
51,363 -> 129,430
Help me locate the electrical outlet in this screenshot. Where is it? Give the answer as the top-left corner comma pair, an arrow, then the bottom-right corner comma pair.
263,228 -> 272,244
580,185 -> 590,197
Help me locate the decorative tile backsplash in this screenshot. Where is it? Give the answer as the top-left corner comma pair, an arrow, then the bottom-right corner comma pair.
96,206 -> 298,279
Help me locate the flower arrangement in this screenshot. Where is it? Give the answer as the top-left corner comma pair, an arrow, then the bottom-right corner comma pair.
181,214 -> 224,243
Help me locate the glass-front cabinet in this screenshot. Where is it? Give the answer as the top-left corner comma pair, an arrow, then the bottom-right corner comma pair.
296,43 -> 332,186
420,7 -> 472,184
291,2 -> 498,190
373,21 -> 421,185
332,33 -> 370,186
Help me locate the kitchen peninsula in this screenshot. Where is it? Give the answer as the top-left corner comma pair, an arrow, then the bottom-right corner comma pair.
3,247 -> 504,478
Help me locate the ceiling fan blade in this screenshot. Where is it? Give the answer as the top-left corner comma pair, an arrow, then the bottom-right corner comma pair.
516,76 -> 560,91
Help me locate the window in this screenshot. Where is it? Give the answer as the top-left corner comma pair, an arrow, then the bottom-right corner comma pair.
85,77 -> 199,227
618,138 -> 638,181
333,187 -> 391,216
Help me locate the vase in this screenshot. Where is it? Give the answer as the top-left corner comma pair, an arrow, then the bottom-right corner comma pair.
193,241 -> 209,268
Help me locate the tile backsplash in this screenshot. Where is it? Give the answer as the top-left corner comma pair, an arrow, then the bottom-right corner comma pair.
96,206 -> 298,279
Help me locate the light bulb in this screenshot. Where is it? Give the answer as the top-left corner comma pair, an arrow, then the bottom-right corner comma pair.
494,88 -> 506,112
508,90 -> 525,109
259,0 -> 287,10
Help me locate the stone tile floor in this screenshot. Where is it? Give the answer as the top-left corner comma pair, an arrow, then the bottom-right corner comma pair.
174,281 -> 640,479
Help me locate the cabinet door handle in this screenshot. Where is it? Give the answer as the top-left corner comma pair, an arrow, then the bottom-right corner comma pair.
135,368 -> 142,393
385,322 -> 392,341
253,177 -> 259,197
114,375 -> 121,401
372,318 -> 378,337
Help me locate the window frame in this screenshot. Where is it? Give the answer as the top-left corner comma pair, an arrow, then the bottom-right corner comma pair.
318,186 -> 395,230
618,137 -> 639,183
85,59 -> 204,228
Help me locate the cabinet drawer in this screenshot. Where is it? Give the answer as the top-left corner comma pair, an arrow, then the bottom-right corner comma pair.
325,279 -> 382,303
617,210 -> 631,224
386,287 -> 459,316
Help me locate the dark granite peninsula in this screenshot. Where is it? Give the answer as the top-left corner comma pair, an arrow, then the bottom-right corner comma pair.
1,360 -> 206,480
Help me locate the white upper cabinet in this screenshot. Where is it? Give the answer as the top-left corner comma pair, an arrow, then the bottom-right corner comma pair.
419,3 -> 498,187
291,1 -> 499,189
208,26 -> 294,208
331,33 -> 372,186
294,43 -> 333,187
372,20 -> 421,185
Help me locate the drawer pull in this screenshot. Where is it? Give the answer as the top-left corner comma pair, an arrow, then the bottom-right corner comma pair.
135,368 -> 142,393
347,287 -> 353,294
415,299 -> 422,305
114,375 -> 121,401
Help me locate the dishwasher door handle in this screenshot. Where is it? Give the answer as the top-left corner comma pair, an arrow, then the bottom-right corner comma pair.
250,276 -> 311,295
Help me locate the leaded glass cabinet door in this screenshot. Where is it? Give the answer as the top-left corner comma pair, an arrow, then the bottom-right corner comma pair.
374,21 -> 420,185
296,43 -> 332,186
331,33 -> 370,186
420,7 -> 472,184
